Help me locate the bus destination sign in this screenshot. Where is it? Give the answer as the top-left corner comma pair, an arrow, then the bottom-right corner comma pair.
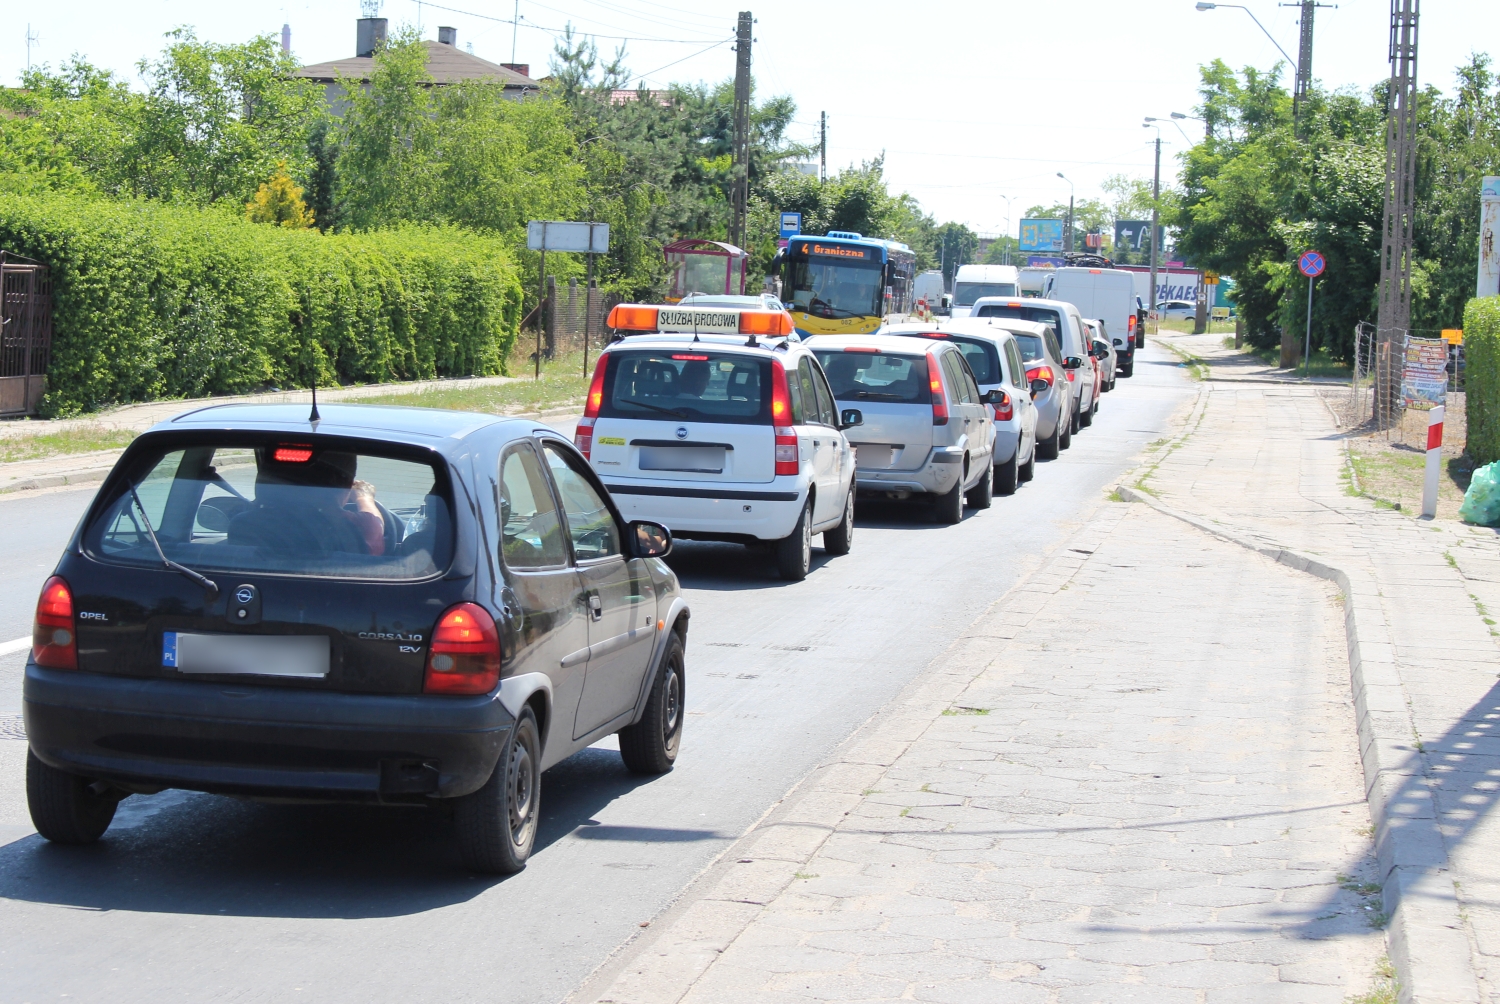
808,244 -> 870,259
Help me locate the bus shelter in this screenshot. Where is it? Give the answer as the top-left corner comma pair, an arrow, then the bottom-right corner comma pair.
663,239 -> 748,302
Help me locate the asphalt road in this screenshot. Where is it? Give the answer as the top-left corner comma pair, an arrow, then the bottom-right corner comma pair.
0,345 -> 1191,1003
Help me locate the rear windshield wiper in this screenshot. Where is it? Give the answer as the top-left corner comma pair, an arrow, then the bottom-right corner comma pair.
619,398 -> 689,419
129,488 -> 220,601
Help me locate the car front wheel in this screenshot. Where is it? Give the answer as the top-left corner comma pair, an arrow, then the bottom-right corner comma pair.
27,750 -> 119,845
993,452 -> 1018,496
619,631 -> 685,774
454,706 -> 541,874
775,500 -> 813,580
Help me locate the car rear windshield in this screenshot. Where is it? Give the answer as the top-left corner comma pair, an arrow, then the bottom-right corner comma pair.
1012,334 -> 1047,362
84,439 -> 453,580
812,350 -> 930,404
600,350 -> 772,424
954,281 -> 1018,306
947,337 -> 1000,384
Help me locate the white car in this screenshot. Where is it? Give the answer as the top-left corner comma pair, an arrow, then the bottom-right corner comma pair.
970,295 -> 1100,431
1083,319 -> 1117,392
875,319 -> 1040,495
576,303 -> 860,581
1157,300 -> 1197,321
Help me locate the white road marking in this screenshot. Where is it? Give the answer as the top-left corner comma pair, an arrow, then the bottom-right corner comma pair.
0,637 -> 31,657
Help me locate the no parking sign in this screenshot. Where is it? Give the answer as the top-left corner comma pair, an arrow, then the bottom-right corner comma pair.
1298,250 -> 1326,278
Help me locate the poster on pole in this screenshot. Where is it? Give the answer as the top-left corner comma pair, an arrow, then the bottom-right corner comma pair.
526,221 -> 610,253
1401,337 -> 1449,409
1019,219 -> 1065,252
1478,177 -> 1500,298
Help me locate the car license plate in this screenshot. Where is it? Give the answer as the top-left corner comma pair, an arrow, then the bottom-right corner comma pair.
162,632 -> 330,679
639,445 -> 725,474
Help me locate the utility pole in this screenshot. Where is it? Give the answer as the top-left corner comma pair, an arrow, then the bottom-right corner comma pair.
1149,134 -> 1162,335
1282,0 -> 1332,135
819,111 -> 827,185
511,0 -> 519,64
730,11 -> 753,249
1375,0 -> 1419,428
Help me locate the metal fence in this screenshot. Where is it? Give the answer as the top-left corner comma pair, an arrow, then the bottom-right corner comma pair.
0,260 -> 53,417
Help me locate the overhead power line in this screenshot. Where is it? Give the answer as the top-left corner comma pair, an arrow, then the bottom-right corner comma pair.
405,0 -> 722,42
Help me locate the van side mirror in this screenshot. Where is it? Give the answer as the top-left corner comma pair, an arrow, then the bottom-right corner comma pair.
629,520 -> 673,559
839,408 -> 863,430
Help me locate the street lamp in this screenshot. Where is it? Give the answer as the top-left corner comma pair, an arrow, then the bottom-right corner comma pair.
1172,111 -> 1209,140
1142,120 -> 1163,333
1194,3 -> 1296,68
1147,114 -> 1193,144
1056,172 -> 1074,253
998,194 -> 1015,265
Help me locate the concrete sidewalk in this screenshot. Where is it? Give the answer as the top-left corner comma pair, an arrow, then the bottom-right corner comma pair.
573,498 -> 1390,1002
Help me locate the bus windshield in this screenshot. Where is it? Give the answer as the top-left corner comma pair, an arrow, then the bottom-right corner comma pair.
787,248 -> 884,319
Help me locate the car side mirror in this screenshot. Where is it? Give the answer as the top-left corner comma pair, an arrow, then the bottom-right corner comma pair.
1030,378 -> 1050,396
629,520 -> 672,559
979,389 -> 1004,405
1063,356 -> 1084,370
839,408 -> 863,430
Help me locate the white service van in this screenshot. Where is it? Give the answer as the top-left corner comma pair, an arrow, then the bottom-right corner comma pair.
950,265 -> 1020,318
912,270 -> 948,315
1043,267 -> 1141,377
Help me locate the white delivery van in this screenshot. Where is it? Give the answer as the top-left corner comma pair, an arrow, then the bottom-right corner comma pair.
912,270 -> 948,315
1043,267 -> 1141,377
1018,267 -> 1050,297
950,265 -> 1020,318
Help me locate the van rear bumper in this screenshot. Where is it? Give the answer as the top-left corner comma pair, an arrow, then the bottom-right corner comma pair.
604,480 -> 806,540
23,663 -> 513,802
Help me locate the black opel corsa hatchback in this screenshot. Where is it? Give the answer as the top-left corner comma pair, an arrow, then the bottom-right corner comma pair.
23,403 -> 687,874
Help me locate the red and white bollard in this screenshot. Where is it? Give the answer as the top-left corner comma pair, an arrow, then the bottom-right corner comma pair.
1422,405 -> 1445,518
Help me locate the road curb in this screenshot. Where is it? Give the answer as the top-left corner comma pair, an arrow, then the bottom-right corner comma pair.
566,505 -> 1125,1004
0,466 -> 113,494
1114,484 -> 1482,1004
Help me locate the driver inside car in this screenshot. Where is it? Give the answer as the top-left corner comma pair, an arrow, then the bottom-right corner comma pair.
228,449 -> 386,557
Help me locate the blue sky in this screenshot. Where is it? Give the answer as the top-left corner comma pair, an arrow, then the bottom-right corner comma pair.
5,0 -> 1494,235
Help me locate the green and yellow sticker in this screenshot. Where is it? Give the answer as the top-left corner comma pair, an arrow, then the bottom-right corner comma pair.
596,436 -> 626,446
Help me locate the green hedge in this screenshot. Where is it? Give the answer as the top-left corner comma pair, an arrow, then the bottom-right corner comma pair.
0,192 -> 523,415
1466,297 -> 1500,466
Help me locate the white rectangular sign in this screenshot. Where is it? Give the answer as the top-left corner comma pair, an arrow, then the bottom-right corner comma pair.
1478,177 -> 1500,298
654,308 -> 740,333
527,221 -> 609,253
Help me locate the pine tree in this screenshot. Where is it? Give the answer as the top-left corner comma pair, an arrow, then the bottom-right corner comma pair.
245,161 -> 314,228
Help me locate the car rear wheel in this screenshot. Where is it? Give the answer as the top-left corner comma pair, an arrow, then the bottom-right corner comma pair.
1060,412 -> 1074,450
934,477 -> 964,525
1120,361 -> 1134,378
823,489 -> 854,556
619,632 -> 684,774
992,453 -> 1018,496
454,706 -> 540,874
966,462 -> 993,509
27,749 -> 119,845
1037,419 -> 1060,460
1019,447 -> 1036,482
775,500 -> 813,581
1080,399 -> 1095,427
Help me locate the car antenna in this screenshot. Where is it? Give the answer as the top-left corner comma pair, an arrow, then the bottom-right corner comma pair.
309,365 -> 321,423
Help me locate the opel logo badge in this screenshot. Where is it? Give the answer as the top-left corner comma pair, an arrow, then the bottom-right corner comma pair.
675,427 -> 689,440
235,586 -> 255,605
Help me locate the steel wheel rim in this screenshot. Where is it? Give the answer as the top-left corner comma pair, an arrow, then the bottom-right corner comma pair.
800,507 -> 811,567
664,663 -> 681,740
508,734 -> 535,844
844,492 -> 854,545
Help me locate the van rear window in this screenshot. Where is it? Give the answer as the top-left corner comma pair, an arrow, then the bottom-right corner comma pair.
85,440 -> 452,580
955,282 -> 1018,306
812,350 -> 930,404
601,350 -> 771,424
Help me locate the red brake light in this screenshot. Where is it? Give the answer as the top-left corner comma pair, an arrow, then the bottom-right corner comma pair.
575,354 -> 610,459
770,362 -> 799,475
842,346 -> 881,353
927,351 -> 949,426
992,391 -> 1013,422
1026,365 -> 1055,387
273,446 -> 314,463
424,603 -> 501,695
671,354 -> 709,361
33,576 -> 77,670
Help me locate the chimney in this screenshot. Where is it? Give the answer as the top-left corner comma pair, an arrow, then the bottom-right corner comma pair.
281,23 -> 291,54
501,63 -> 530,78
437,26 -> 457,46
356,17 -> 388,58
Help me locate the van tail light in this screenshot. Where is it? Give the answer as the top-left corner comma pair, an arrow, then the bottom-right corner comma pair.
1026,365 -> 1055,388
575,355 -> 610,459
424,603 -> 502,695
1127,314 -> 1137,346
33,576 -> 77,670
769,361 -> 799,475
927,351 -> 949,426
1066,367 -> 1077,382
992,391 -> 1013,422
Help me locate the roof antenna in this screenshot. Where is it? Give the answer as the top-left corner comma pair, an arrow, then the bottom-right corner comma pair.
692,314 -> 700,343
309,364 -> 321,423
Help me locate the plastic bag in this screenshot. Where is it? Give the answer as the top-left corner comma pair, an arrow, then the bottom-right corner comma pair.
1459,461 -> 1500,526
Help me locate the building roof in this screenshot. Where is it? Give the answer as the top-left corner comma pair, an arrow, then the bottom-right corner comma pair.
295,41 -> 540,88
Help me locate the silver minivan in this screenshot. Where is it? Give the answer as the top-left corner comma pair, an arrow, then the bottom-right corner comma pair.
808,334 -> 996,524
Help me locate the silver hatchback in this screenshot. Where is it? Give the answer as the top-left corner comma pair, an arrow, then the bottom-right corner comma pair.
807,334 -> 996,524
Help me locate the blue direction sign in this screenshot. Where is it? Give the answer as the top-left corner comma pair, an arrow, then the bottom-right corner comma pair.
779,212 -> 802,238
1298,250 -> 1326,278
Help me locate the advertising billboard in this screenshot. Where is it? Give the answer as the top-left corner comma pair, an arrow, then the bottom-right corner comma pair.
1019,219 -> 1065,253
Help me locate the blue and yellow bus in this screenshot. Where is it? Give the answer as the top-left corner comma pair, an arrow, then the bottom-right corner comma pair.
775,231 -> 917,336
